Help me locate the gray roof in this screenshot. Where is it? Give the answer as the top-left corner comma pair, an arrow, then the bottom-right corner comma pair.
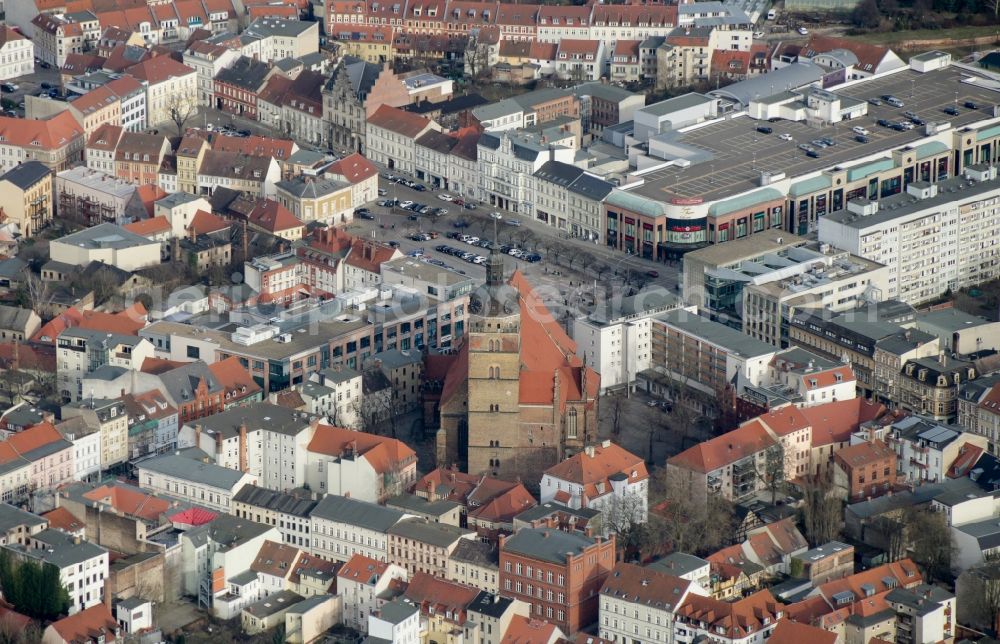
471,98 -> 523,122
468,591 -> 516,618
370,348 -> 423,371
886,584 -> 954,615
875,329 -> 939,356
511,87 -> 574,110
657,308 -> 775,359
242,589 -> 304,618
287,594 -> 335,615
0,258 -> 27,280
232,484 -> 318,517
640,93 -> 715,118
915,308 -> 994,336
117,596 -> 148,610
710,62 -> 825,107
376,598 -> 419,624
792,540 -> 852,562
138,454 -> 249,490
847,480 -> 951,519
54,222 -> 154,251
276,176 -> 351,199
186,512 -> 274,550
228,569 -> 259,585
451,539 -> 499,567
311,494 -> 405,532
244,17 -> 315,39
533,160 -> 614,202
194,403 -> 313,440
955,516 -> 1000,550
0,503 -> 46,533
155,192 -> 203,208
647,552 -> 709,577
0,305 -> 35,332
388,517 -> 472,547
4,528 -> 105,569
215,56 -> 273,91
385,493 -> 461,518
572,82 -> 639,103
513,501 -> 599,524
0,161 -> 51,190
157,360 -> 221,405
501,528 -> 597,565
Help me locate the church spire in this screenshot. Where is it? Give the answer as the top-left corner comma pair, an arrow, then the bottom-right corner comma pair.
486,216 -> 504,288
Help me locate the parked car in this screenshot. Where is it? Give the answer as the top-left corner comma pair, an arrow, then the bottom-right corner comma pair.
505,219 -> 522,226
911,117 -> 926,126
646,270 -> 659,278
944,106 -> 960,116
869,98 -> 883,106
797,26 -> 808,34
877,118 -> 892,127
399,200 -> 414,208
756,126 -> 773,134
377,188 -> 387,196
855,134 -> 870,143
852,126 -> 870,136
356,211 -> 375,220
437,194 -> 454,202
965,101 -> 979,110
753,31 -> 765,38
903,111 -> 918,120
811,139 -> 829,148
489,212 -> 502,219
806,149 -> 820,158
798,143 -> 814,152
40,82 -> 52,90
412,184 -> 427,191
453,220 -> 469,228
464,202 -> 477,210
778,133 -> 793,141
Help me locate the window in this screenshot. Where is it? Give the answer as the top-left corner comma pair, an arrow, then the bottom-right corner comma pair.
566,409 -> 577,439
186,345 -> 200,359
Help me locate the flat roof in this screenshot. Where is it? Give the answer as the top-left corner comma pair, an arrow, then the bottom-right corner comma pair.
657,308 -> 776,358
683,230 -> 808,267
629,65 -> 1000,203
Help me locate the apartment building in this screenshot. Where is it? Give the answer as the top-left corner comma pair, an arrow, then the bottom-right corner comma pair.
0,27 -> 35,80
137,454 -> 256,512
55,328 -> 154,403
387,518 -> 475,578
31,12 -> 100,68
833,439 -> 897,501
241,18 -> 319,64
0,162 -> 54,239
959,376 -> 1000,456
885,416 -> 988,484
214,56 -> 276,120
338,554 -> 408,631
3,529 -> 107,614
196,151 -> 281,199
309,495 -> 409,563
478,131 -> 575,214
540,441 -> 648,529
125,56 -> 197,128
532,161 -> 614,242
819,167 -> 1000,306
896,353 -> 977,421
600,562 -> 708,644
0,113 -> 86,175
274,175 -> 354,224
61,398 -> 129,471
112,131 -> 172,186
177,403 -> 315,491
232,485 -> 318,551
55,166 -> 137,227
184,40 -> 241,107
365,105 -> 440,175
305,423 -> 418,501
645,306 -> 776,401
499,529 -> 615,634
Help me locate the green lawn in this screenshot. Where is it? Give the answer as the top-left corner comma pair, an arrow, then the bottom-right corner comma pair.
844,24 -> 1000,47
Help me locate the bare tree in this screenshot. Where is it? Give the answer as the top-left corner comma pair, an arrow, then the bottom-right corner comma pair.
801,476 -> 844,546
957,562 -> 1000,633
605,391 -> 626,436
599,490 -> 648,558
906,506 -> 955,583
872,514 -> 907,562
167,92 -> 198,136
19,272 -> 55,314
464,37 -> 493,82
645,466 -> 736,558
758,443 -> 788,504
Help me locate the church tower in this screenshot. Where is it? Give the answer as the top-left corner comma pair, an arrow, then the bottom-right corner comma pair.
465,237 -> 522,477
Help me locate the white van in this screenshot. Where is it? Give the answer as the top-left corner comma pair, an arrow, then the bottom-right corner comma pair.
767,8 -> 776,19
852,126 -> 870,136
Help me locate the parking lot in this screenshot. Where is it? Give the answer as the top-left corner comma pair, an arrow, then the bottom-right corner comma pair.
636,65 -> 1000,203
0,65 -> 64,116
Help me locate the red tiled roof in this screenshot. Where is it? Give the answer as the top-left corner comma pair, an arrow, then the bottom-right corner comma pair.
766,619 -> 837,644
326,153 -> 378,184
308,424 -> 416,475
805,399 -> 886,447
338,553 -> 391,583
833,439 -> 894,470
189,209 -> 230,235
251,540 -> 301,578
949,442 -> 985,478
415,468 -> 519,507
82,483 -> 171,521
167,506 -> 217,526
668,419 -> 778,474
8,422 -> 68,459
48,605 -> 118,644
503,615 -> 563,643
210,134 -> 296,160
469,483 -> 536,523
345,239 -> 399,273
711,49 -> 752,75
0,112 -> 85,151
676,590 -> 781,640
557,39 -> 600,55
801,35 -> 892,72
404,572 -> 479,623
600,562 -> 692,606
0,602 -> 30,634
125,55 -> 194,85
367,105 -> 436,138
208,356 -> 262,399
247,199 -> 303,235
124,215 -> 171,237
591,3 -> 676,25
528,41 -> 558,61
0,343 -> 56,373
41,507 -> 85,533
816,559 -> 921,610
613,39 -> 641,57
544,442 -> 647,491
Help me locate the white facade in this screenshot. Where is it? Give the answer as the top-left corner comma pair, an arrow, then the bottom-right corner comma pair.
338,557 -> 408,632
819,172 -> 1000,306
183,46 -> 240,107
61,426 -> 101,482
309,497 -> 410,563
0,32 -> 34,80
137,458 -> 257,512
56,167 -> 137,225
600,575 -> 708,644
368,601 -> 420,644
146,69 -> 197,128
478,134 -> 575,214
6,531 -> 109,615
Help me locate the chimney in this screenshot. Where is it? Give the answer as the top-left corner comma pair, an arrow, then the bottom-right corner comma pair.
195,423 -> 202,448
189,225 -> 196,243
239,422 -> 248,472
426,479 -> 437,502
584,445 -> 595,458
940,351 -> 947,367
215,431 -> 223,451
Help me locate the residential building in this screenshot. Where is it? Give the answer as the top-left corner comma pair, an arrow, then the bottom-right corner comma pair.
368,599 -> 420,644
196,151 -> 281,198
673,589 -> 783,644
214,56 -> 276,119
448,540 -> 500,594
365,105 -> 440,174
177,403 -> 315,490
305,423 -> 418,501
42,604 -> 119,643
232,485 -> 318,551
240,18 -> 319,64
477,130 -> 574,214
125,56 -> 197,128
4,528 -> 108,614
31,12 -> 100,68
554,39 -> 605,81
61,398 -> 129,470
112,131 -> 172,186
67,85 -> 122,140
532,161 -> 615,242
600,562 -> 708,644
309,495 -> 409,563
55,328 -> 154,402
183,39 -> 241,107
137,454 -> 256,512
896,353 -> 978,421
0,27 -> 34,80
539,441 -> 648,531
499,528 -> 615,634
121,389 -> 178,458
886,415 -> 989,484
338,554 -> 407,631
0,161 -> 54,238
55,166 -> 137,226
274,175 -> 354,224
789,541 -> 854,585
387,518 -> 475,578
959,376 -> 1000,456
833,439 -> 897,501
302,365 -> 363,426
